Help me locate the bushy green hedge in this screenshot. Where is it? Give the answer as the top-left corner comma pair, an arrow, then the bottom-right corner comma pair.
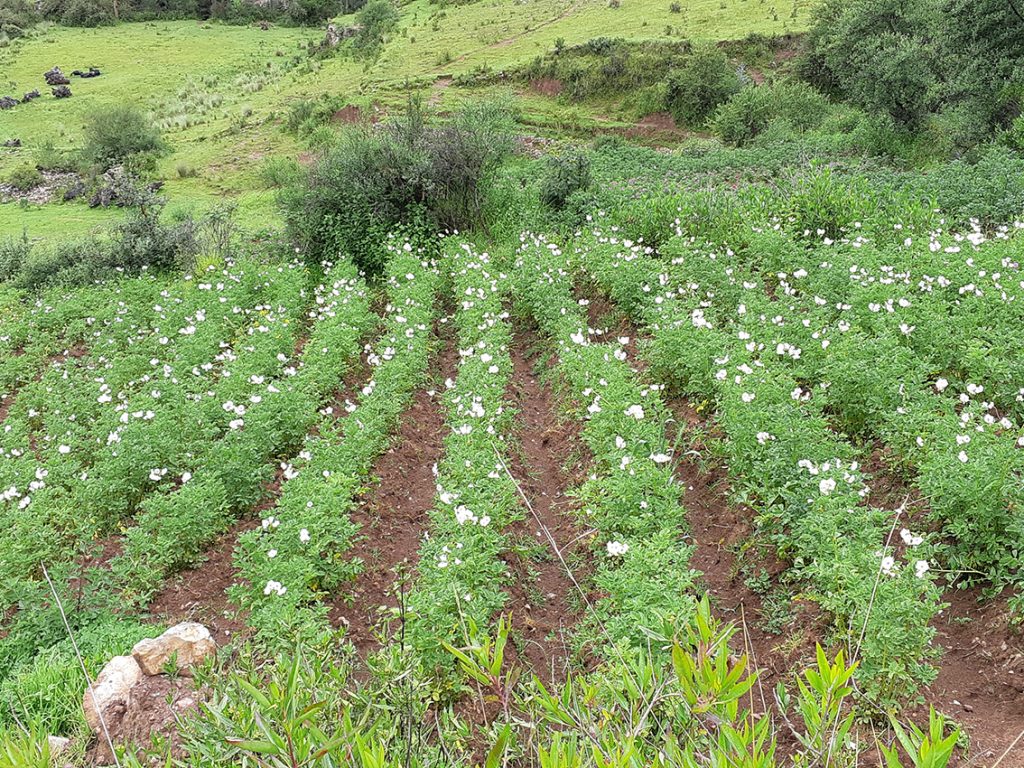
284,99 -> 514,277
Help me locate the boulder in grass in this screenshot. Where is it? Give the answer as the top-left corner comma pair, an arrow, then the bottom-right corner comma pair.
22,89 -> 40,102
131,622 -> 216,677
0,96 -> 18,110
73,67 -> 102,78
44,67 -> 70,86
52,85 -> 72,99
82,655 -> 144,734
2,139 -> 21,148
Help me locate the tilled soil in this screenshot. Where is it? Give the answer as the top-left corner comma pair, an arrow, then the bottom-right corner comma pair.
328,318 -> 459,653
500,327 -> 591,684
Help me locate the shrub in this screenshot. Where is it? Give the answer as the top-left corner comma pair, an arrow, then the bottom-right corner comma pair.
34,141 -> 71,173
6,164 -> 43,192
0,234 -> 30,282
80,105 -> 165,172
13,188 -> 198,290
286,0 -> 339,24
352,0 -> 399,57
664,42 -> 740,127
285,98 -> 514,277
539,151 -> 593,211
40,0 -> 116,25
260,156 -> 304,188
0,0 -> 38,37
712,81 -> 832,146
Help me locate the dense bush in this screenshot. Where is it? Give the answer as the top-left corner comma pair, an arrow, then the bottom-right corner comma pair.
285,0 -> 339,25
6,164 -> 43,192
538,151 -> 592,211
664,42 -> 740,127
80,105 -> 166,172
352,0 -> 399,57
11,191 -> 199,290
0,0 -> 39,38
712,81 -> 832,146
34,0 -> 339,24
40,0 -> 117,25
0,235 -> 31,282
519,38 -> 690,102
801,0 -> 1024,141
284,99 -> 514,277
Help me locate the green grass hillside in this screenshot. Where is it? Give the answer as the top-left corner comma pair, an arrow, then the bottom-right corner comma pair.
0,0 -> 814,238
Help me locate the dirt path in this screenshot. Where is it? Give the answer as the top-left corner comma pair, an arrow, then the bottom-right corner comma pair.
328,318 -> 459,654
500,326 -> 590,684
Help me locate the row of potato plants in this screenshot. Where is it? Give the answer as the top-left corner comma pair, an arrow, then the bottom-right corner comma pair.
404,241 -> 520,662
726,227 -> 1024,596
0,282 -> 138,400
0,262 -> 304,677
232,242 -> 442,647
574,227 -> 942,705
113,257 -> 380,604
638,222 -> 1024,601
513,234 -> 698,652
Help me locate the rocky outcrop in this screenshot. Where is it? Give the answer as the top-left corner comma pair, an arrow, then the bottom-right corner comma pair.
52,85 -> 72,98
43,66 -> 69,86
0,96 -> 18,110
324,22 -> 360,47
82,655 -> 145,734
72,67 -> 101,78
132,622 -> 216,676
22,89 -> 40,102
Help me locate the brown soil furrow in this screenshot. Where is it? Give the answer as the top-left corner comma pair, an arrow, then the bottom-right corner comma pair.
328,318 -> 459,654
145,521 -> 255,647
501,326 -> 590,684
665,398 -> 819,706
918,586 -> 1024,766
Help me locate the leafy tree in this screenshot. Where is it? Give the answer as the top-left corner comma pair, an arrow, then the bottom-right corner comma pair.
664,42 -> 740,127
81,104 -> 165,172
800,0 -> 937,131
352,0 -> 399,57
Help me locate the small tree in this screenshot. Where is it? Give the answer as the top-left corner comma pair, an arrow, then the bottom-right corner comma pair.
81,104 -> 165,172
665,42 -> 740,127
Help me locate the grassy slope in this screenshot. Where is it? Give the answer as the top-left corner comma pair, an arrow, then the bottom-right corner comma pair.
0,0 -> 814,239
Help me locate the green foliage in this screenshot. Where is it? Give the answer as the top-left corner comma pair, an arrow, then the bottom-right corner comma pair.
11,191 -> 198,290
0,617 -> 157,736
520,38 -> 691,102
538,151 -> 593,212
285,99 -> 514,277
664,42 -> 740,127
5,164 -> 42,192
0,0 -> 39,38
801,0 -> 1024,139
880,708 -> 960,768
286,0 -> 340,25
80,104 -> 166,173
0,234 -> 30,282
352,0 -> 399,57
40,0 -> 117,26
712,81 -> 832,146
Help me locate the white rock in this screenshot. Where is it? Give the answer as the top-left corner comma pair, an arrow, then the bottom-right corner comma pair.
131,622 -> 216,677
82,655 -> 143,734
46,734 -> 70,756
